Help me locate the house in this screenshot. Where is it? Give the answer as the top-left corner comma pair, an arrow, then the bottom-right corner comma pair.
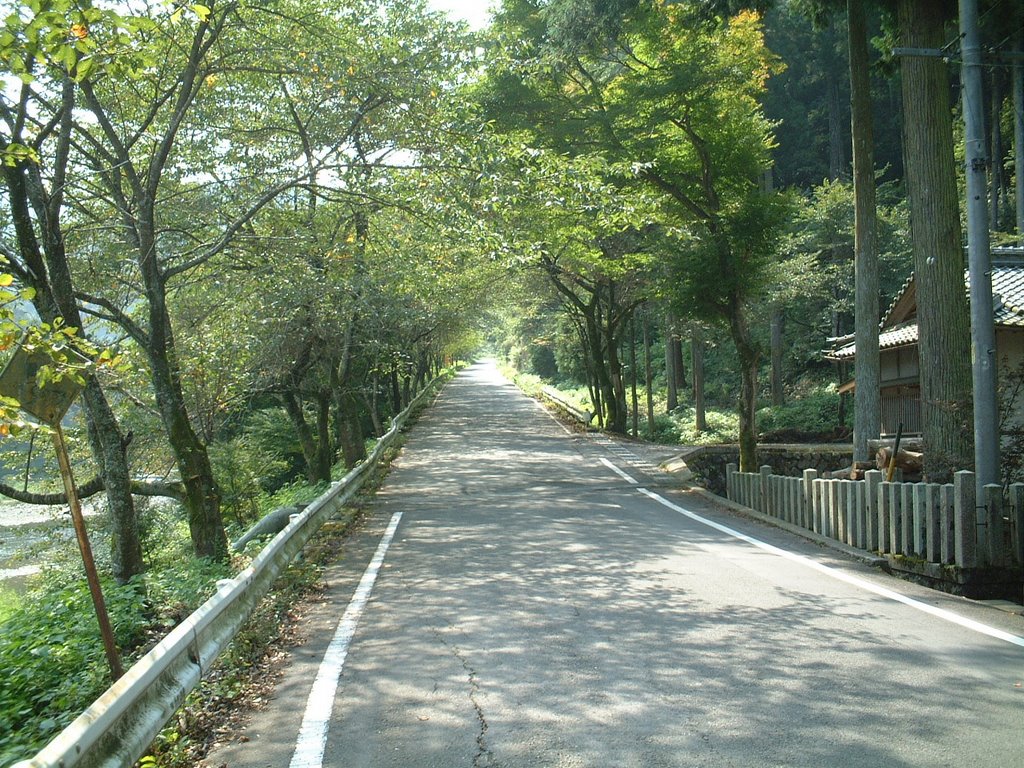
826,247 -> 1024,437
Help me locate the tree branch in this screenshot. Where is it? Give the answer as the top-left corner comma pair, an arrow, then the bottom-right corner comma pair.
0,477 -> 186,505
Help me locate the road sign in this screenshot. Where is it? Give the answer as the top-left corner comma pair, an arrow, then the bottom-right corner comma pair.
0,342 -> 88,426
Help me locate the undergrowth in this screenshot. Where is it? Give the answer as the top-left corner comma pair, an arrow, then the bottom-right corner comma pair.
503,361 -> 847,446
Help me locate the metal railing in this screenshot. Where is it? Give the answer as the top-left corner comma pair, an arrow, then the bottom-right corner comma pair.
11,377 -> 446,768
540,386 -> 593,425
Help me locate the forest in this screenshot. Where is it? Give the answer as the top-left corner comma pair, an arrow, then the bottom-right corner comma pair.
0,0 -> 1021,763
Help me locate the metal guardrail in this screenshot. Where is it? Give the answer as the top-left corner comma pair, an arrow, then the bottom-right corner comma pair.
10,377 -> 445,768
540,386 -> 593,425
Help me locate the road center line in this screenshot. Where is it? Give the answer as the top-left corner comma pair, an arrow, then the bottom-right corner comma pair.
600,457 -> 638,484
635,486 -> 1024,649
289,510 -> 404,768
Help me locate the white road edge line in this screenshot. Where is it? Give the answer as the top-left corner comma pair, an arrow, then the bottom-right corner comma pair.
636,486 -> 1024,649
534,400 -> 574,435
600,457 -> 638,485
289,510 -> 405,768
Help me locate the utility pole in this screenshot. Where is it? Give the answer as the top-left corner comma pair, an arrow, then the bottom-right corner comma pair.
959,0 -> 999,494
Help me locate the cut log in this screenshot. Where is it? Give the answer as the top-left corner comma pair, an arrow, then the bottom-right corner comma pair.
876,447 -> 923,473
869,437 -> 923,454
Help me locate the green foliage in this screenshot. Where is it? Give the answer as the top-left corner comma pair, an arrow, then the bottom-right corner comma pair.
649,408 -> 741,445
757,386 -> 848,436
209,436 -> 290,530
0,576 -> 147,765
0,582 -> 19,623
261,477 -> 331,517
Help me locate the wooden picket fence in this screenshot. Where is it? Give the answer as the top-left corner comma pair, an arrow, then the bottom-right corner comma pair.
726,464 -> 1024,570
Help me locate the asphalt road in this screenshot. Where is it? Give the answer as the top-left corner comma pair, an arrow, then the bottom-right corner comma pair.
204,361 -> 1024,768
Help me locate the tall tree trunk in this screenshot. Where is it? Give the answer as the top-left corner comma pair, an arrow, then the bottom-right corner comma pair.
1015,22 -> 1024,240
770,308 -> 785,407
991,70 -> 1006,230
81,382 -> 144,582
3,151 -> 144,582
315,390 -> 334,480
587,309 -> 622,433
728,306 -> 759,472
671,336 -> 686,390
337,392 -> 366,468
827,44 -> 846,181
282,389 -> 328,484
390,367 -> 402,414
665,314 -> 678,412
692,329 -> 707,433
143,264 -> 227,560
850,0 -> 881,464
605,284 -> 627,434
643,310 -> 654,436
629,314 -> 639,438
898,0 -> 974,482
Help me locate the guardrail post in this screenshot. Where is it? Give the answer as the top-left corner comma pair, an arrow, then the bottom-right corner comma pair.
726,463 -> 737,501
954,471 -> 977,568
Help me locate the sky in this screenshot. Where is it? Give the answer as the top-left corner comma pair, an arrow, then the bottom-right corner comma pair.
426,0 -> 494,30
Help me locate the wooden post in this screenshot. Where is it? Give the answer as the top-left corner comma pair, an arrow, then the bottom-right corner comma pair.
53,423 -> 123,681
760,465 -> 771,514
726,463 -> 737,501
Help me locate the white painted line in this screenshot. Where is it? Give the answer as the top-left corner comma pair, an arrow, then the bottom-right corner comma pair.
289,511 -> 404,768
534,400 -> 574,435
637,487 -> 1024,649
600,457 -> 638,485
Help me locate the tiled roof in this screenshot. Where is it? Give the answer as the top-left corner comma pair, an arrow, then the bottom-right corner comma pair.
828,322 -> 917,361
992,258 -> 1024,326
828,247 -> 1024,360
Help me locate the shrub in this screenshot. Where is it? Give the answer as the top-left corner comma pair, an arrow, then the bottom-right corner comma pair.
757,386 -> 847,436
0,577 -> 147,765
209,436 -> 289,530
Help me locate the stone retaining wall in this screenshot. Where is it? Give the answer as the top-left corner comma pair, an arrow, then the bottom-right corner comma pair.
683,444 -> 854,494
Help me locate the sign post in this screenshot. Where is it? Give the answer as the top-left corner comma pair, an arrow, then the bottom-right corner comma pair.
0,342 -> 123,681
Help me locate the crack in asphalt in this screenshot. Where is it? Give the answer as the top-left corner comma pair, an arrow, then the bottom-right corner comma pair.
433,626 -> 494,767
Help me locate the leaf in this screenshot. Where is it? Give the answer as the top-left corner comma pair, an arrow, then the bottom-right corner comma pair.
192,4 -> 211,22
